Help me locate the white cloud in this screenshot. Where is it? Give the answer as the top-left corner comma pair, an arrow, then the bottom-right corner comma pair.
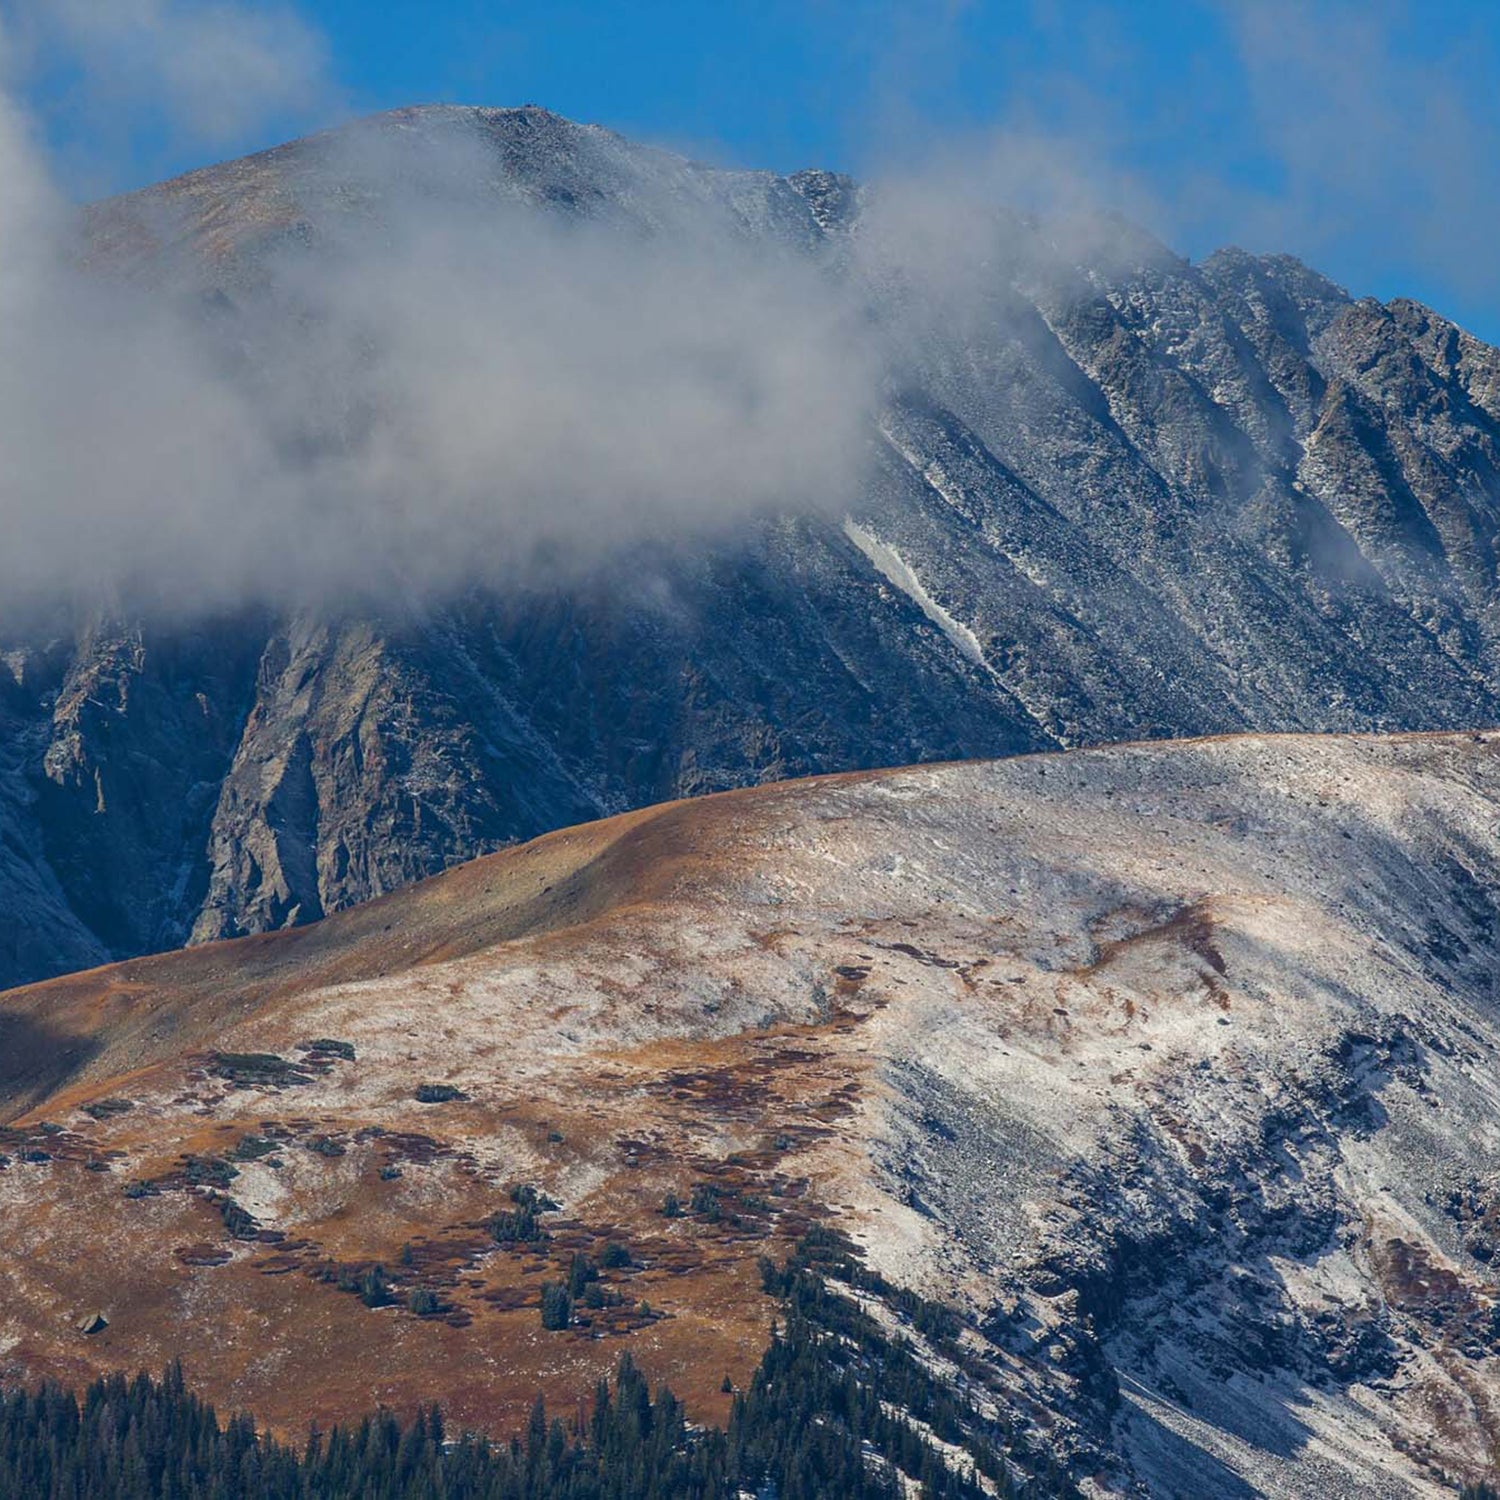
1213,0 -> 1500,302
7,0 -> 330,154
1,0 -> 1497,626
0,91 -> 880,618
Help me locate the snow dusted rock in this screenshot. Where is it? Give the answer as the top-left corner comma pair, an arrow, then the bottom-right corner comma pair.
5,728 -> 1500,1494
5,108 -> 1500,986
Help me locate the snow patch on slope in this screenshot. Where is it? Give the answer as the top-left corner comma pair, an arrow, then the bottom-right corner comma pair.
842,518 -> 992,673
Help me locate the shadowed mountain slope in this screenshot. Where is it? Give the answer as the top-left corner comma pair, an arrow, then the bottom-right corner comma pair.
5,106 -> 1500,987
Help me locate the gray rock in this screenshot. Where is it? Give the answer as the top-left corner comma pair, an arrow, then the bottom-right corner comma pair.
6,106 -> 1500,986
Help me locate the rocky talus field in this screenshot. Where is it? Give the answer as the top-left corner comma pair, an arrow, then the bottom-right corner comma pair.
5,729 -> 1500,1496
6,105 -> 1500,988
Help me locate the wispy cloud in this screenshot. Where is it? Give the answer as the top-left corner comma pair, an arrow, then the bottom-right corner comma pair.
0,0 -> 1497,626
840,0 -> 1500,322
3,0 -> 334,191
46,0 -> 327,142
1213,0 -> 1500,304
0,50 -> 879,618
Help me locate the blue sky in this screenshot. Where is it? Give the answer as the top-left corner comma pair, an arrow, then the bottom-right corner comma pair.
17,0 -> 1500,341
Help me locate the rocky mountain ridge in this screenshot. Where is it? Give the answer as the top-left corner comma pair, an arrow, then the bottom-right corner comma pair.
4,105 -> 1500,987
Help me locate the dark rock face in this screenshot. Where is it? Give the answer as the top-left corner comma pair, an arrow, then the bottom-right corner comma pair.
6,106 -> 1500,986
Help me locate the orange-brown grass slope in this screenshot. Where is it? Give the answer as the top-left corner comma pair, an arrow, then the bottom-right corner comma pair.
0,774 -> 882,1440
8,730 -> 1500,1498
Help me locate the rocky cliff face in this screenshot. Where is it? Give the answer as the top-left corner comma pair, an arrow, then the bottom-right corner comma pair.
5,106 -> 1500,987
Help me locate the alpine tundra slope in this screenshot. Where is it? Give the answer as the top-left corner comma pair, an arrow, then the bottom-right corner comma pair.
4,729 -> 1500,1496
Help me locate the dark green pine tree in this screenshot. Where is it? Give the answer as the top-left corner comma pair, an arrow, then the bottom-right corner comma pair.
0,1234 -> 1062,1500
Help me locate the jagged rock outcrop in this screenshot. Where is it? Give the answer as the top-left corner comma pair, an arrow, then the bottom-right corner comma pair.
6,106 -> 1500,985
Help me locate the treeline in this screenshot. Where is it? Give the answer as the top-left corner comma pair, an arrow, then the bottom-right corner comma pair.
747,1227 -> 1078,1500
0,1234 -> 1065,1499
